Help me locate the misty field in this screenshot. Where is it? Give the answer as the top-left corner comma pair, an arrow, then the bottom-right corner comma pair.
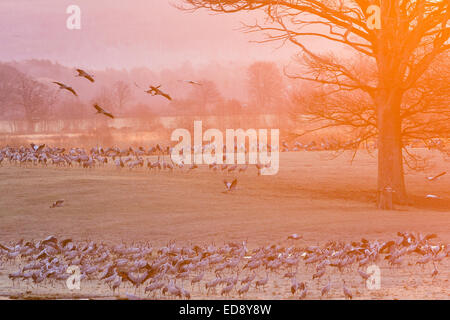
0,150 -> 449,299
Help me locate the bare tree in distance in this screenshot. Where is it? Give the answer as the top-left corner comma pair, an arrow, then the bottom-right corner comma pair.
55,97 -> 88,119
15,73 -> 58,122
93,86 -> 113,111
188,79 -> 223,114
92,82 -> 133,117
248,61 -> 286,113
112,81 -> 133,113
0,64 -> 26,118
179,0 -> 450,209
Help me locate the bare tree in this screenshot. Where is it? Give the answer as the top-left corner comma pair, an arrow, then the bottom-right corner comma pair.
188,79 -> 223,114
93,86 -> 113,110
291,85 -> 377,154
55,97 -> 88,119
248,61 -> 285,112
0,64 -> 23,117
401,52 -> 450,150
15,74 -> 58,121
93,82 -> 133,116
112,81 -> 133,112
179,0 -> 449,208
291,52 -> 449,168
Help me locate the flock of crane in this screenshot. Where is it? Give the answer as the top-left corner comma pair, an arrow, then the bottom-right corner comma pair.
0,142 -> 447,299
0,143 -> 269,178
0,140 -> 337,173
0,142 -> 446,197
0,140 -> 447,205
1,232 -> 448,299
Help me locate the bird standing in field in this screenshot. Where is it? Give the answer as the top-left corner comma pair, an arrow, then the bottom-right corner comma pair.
431,264 -> 438,279
255,274 -> 269,290
298,287 -> 308,300
93,104 -> 115,119
111,276 -> 121,294
53,81 -> 78,96
321,279 -> 331,298
358,269 -> 371,285
75,69 -> 95,83
238,282 -> 251,296
312,268 -> 326,281
221,283 -> 234,296
291,278 -> 301,295
343,281 -> 352,300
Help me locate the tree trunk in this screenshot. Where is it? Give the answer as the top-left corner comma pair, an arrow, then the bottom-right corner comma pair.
376,91 -> 407,209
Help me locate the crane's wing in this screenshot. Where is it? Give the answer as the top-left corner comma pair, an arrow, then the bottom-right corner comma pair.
93,104 -> 103,112
67,87 -> 78,96
223,180 -> 230,190
162,93 -> 172,101
85,74 -> 95,83
53,81 -> 64,88
433,171 -> 447,180
0,243 -> 11,251
230,179 -> 238,190
103,112 -> 115,119
36,144 -> 45,152
60,238 -> 72,247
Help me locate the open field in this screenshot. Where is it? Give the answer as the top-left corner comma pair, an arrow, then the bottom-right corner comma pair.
0,150 -> 449,299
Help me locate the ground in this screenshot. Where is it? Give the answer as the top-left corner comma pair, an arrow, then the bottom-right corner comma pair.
0,150 -> 449,299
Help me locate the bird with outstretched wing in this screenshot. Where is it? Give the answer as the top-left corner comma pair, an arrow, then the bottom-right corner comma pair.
427,171 -> 446,181
53,81 -> 78,96
223,179 -> 238,193
93,104 -> 115,119
30,143 -> 45,153
178,80 -> 202,86
146,85 -> 172,101
76,69 -> 95,83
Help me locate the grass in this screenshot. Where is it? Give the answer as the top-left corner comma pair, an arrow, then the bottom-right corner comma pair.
0,149 -> 448,245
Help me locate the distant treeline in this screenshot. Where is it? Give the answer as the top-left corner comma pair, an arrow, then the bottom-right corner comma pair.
0,59 -> 299,122
0,114 -> 297,135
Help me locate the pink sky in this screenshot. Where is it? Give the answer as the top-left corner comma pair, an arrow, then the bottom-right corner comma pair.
0,0 -> 299,70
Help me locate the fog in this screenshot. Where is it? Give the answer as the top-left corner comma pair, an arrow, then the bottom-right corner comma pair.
0,0 -> 295,70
